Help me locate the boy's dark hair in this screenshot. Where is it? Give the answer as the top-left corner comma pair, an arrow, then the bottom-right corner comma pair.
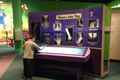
24,34 -> 33,41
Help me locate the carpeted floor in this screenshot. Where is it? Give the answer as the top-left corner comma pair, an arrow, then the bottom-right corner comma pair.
0,54 -> 15,79
0,55 -> 120,80
0,55 -> 54,80
0,44 -> 120,80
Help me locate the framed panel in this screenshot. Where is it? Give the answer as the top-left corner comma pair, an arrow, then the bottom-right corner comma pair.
74,31 -> 86,47
86,30 -> 102,48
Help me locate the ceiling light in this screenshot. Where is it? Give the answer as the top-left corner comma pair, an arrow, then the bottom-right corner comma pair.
0,1 -> 3,4
21,4 -> 28,11
111,4 -> 120,8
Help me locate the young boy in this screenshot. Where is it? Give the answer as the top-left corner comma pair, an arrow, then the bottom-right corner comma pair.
23,35 -> 40,80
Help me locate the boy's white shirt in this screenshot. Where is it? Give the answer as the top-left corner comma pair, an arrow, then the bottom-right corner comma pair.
23,39 -> 39,59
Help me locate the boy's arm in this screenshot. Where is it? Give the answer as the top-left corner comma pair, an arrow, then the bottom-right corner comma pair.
32,42 -> 40,49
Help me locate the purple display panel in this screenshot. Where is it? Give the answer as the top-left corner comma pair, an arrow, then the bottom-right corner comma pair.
29,7 -> 102,48
52,32 -> 65,46
40,13 -> 55,32
86,30 -> 102,48
88,7 -> 103,30
29,9 -> 86,46
42,32 -> 53,45
29,13 -> 40,36
53,10 -> 85,46
74,31 -> 86,47
84,7 -> 103,48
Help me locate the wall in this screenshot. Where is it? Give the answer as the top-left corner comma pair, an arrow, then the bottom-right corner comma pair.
110,10 -> 120,60
27,1 -> 102,12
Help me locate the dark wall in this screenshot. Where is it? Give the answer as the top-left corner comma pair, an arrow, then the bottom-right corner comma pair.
22,1 -> 102,12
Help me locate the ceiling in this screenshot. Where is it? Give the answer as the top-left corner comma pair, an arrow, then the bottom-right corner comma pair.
0,0 -> 116,4
20,0 -> 115,4
57,0 -> 115,3
1,0 -> 118,8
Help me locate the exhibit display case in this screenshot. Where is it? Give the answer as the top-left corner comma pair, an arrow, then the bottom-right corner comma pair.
29,5 -> 111,77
